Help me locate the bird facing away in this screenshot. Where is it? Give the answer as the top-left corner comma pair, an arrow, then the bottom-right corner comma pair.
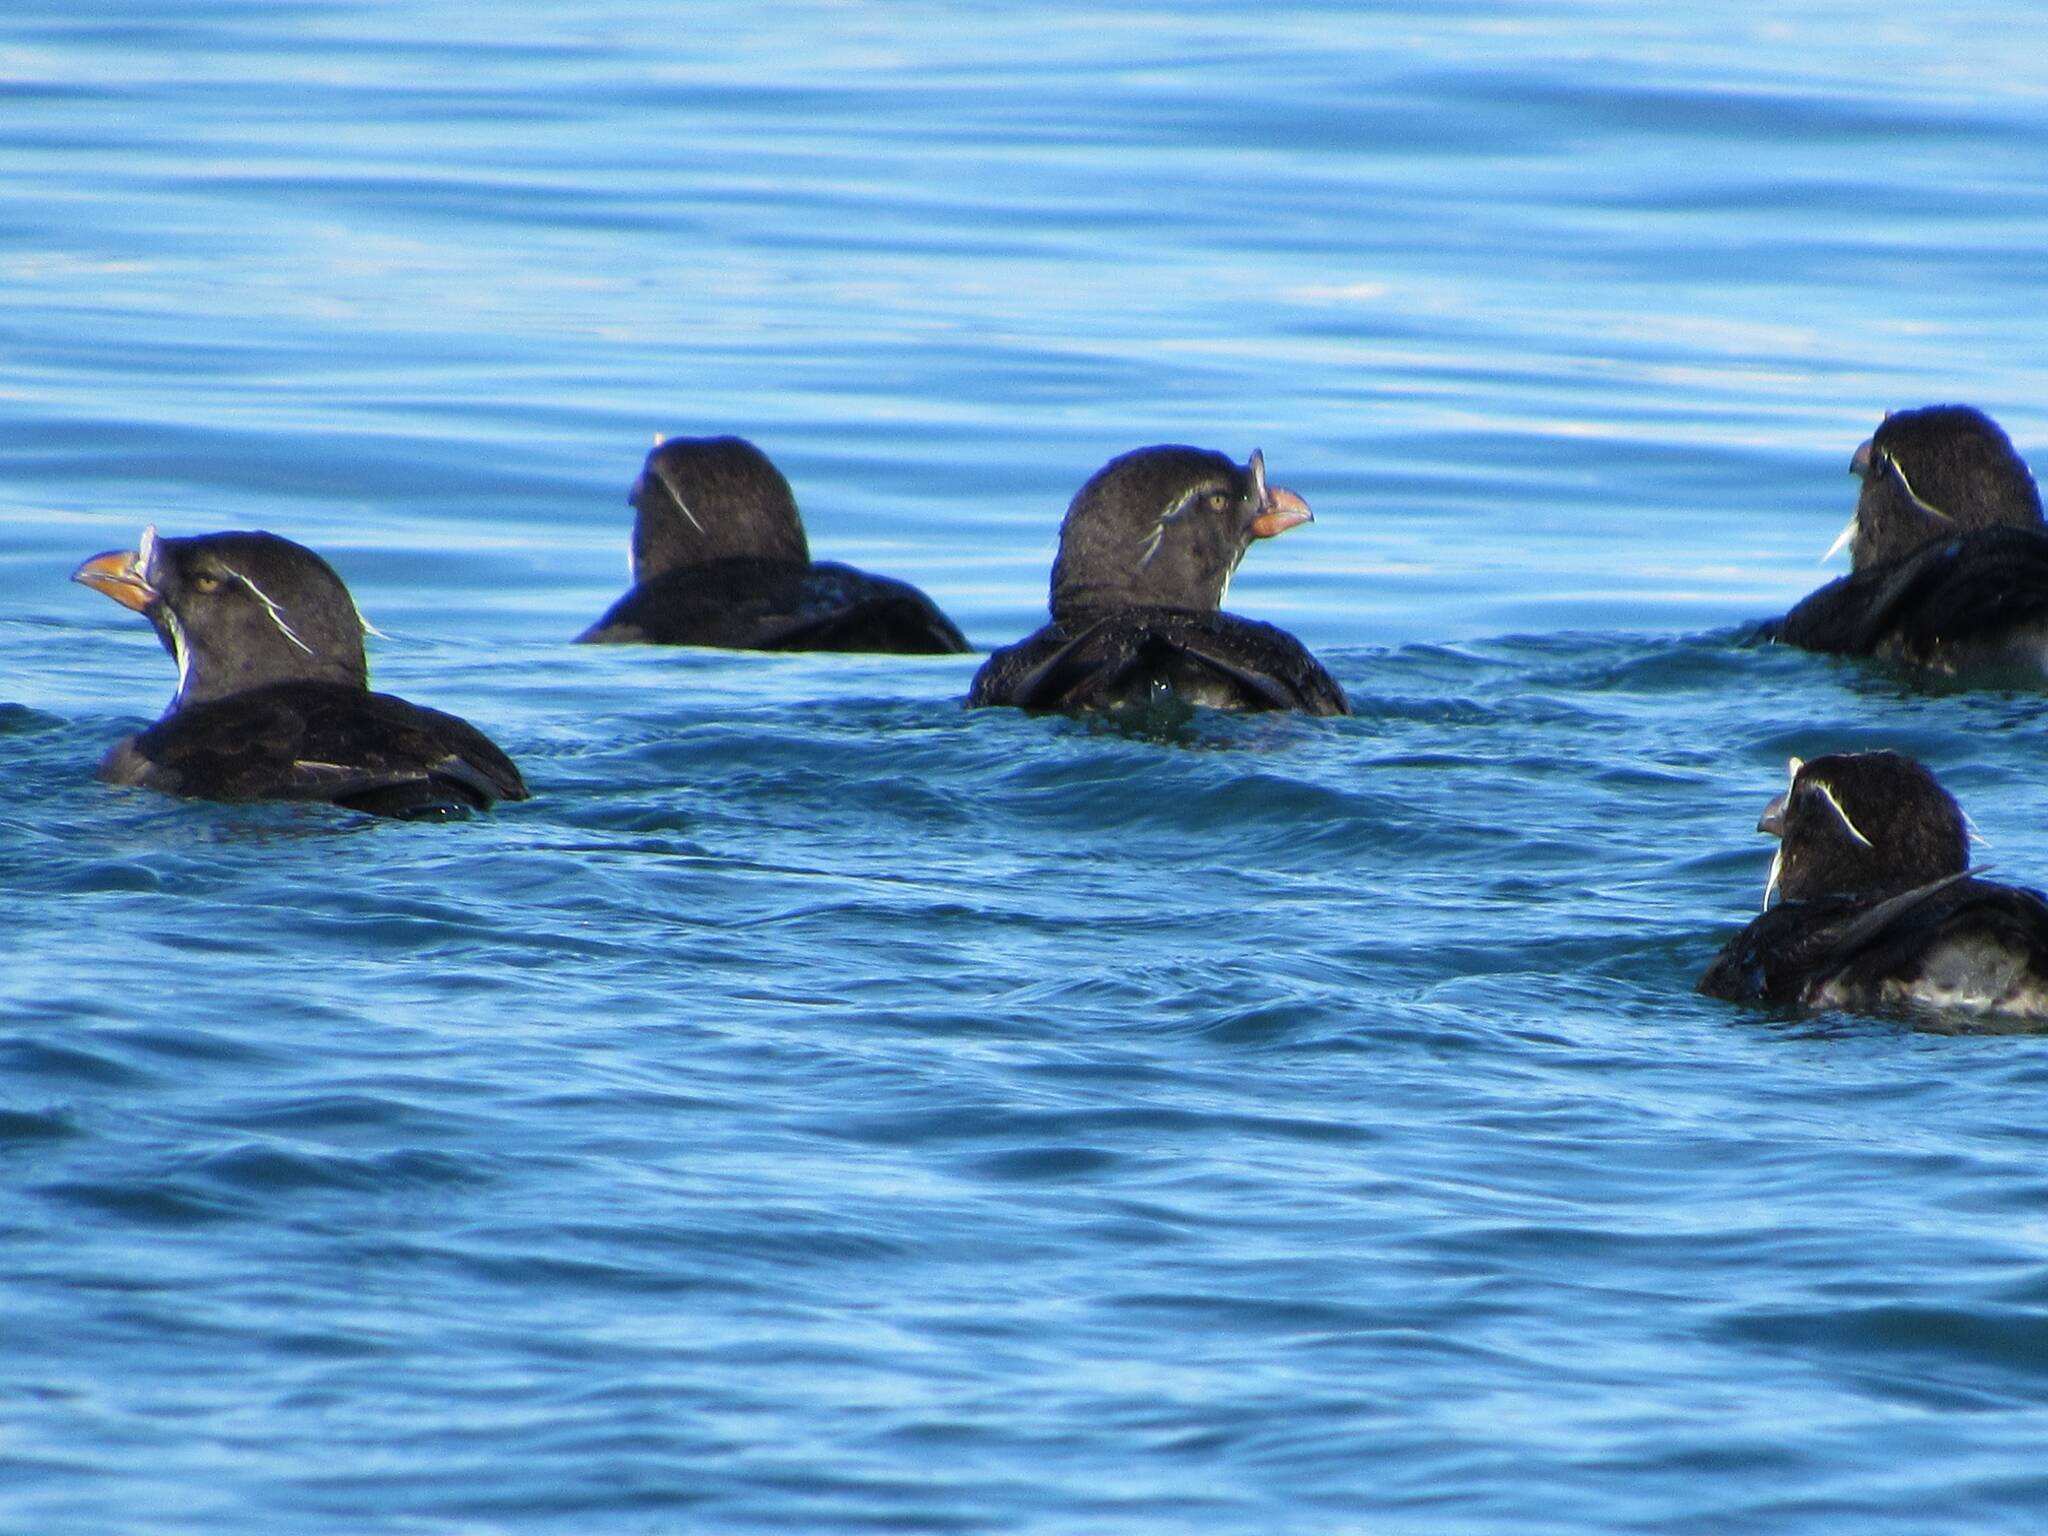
1698,751 -> 2048,1022
74,526 -> 528,818
576,434 -> 969,654
1769,405 -> 2048,672
966,445 -> 1349,715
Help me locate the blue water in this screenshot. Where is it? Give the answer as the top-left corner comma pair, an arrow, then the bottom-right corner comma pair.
8,3 -> 2048,1531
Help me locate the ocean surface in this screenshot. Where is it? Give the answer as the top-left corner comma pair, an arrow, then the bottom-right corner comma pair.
7,3 -> 2048,1531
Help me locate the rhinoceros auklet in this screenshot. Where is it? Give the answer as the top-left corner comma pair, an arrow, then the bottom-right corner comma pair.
1768,405 -> 2048,672
1699,751 -> 2048,1021
74,526 -> 528,818
966,445 -> 1349,715
576,434 -> 969,654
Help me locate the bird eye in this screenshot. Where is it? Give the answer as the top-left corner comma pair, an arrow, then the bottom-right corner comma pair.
1206,492 -> 1231,513
190,571 -> 223,593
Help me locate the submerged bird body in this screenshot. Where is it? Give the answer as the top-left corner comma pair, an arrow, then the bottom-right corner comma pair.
577,435 -> 968,654
583,557 -> 966,652
1701,878 -> 2048,1019
1773,526 -> 2048,672
74,527 -> 526,817
967,445 -> 1348,715
1699,751 -> 2048,1021
1769,405 -> 2048,670
968,607 -> 1347,714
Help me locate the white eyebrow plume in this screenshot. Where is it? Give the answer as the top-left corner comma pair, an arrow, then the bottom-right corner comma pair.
1887,454 -> 1952,522
226,566 -> 314,655
1963,809 -> 1992,849
1138,485 -> 1203,569
1811,780 -> 1872,847
650,460 -> 704,534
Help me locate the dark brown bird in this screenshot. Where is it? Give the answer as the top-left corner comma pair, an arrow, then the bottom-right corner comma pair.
1769,405 -> 2048,672
74,526 -> 527,818
577,435 -> 969,654
1699,751 -> 2048,1021
967,445 -> 1348,715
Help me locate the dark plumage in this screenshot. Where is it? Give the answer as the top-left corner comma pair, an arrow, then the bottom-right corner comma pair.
1768,405 -> 2048,670
73,527 -> 527,817
966,446 -> 1348,715
1699,752 -> 2048,1021
576,435 -> 969,654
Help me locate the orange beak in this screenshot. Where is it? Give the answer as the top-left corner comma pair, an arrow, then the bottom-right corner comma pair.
1249,486 -> 1314,540
73,548 -> 157,612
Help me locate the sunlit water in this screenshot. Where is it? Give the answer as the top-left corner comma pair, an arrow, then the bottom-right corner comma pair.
8,4 -> 2048,1532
